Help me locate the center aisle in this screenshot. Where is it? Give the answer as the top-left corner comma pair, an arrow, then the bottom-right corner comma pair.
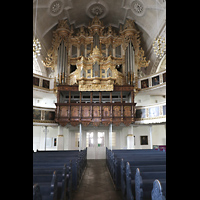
72,159 -> 122,200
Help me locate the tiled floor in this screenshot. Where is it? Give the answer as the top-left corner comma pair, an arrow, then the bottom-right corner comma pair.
72,159 -> 122,200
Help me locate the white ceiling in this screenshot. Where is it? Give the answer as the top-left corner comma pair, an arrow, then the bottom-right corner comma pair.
33,0 -> 166,69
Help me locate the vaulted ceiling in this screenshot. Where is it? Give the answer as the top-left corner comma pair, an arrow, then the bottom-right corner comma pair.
33,0 -> 166,74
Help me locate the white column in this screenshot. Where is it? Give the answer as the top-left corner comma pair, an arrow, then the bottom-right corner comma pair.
149,125 -> 153,149
57,125 -> 64,150
43,126 -> 49,151
109,123 -> 112,150
64,127 -> 69,150
127,125 -> 134,149
79,123 -> 82,151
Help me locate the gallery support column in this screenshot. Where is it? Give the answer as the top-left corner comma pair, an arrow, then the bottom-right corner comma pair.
57,125 -> 64,150
109,123 -> 113,150
127,125 -> 134,149
149,125 -> 153,149
43,126 -> 49,151
79,123 -> 82,152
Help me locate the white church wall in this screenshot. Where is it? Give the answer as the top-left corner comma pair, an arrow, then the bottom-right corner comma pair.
152,124 -> 166,147
135,95 -> 165,107
46,126 -> 58,150
33,125 -> 68,151
33,126 -> 42,151
120,127 -> 129,149
33,123 -> 166,151
133,126 -> 151,149
33,97 -> 56,108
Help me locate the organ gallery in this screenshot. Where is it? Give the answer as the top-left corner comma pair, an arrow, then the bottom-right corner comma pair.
43,16 -> 150,127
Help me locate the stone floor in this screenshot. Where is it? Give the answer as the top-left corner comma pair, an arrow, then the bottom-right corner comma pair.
72,159 -> 122,200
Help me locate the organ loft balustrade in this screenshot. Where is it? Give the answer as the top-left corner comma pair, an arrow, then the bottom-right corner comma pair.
43,17 -> 149,127
55,85 -> 136,127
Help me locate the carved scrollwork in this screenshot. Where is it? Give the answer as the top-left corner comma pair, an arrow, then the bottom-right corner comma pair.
71,106 -> 79,117
59,121 -> 68,127
93,106 -> 100,117
60,106 -> 68,117
113,106 -> 121,117
82,121 -> 91,127
101,121 -> 110,126
124,106 -> 132,117
124,118 -> 132,126
103,106 -> 110,117
113,120 -> 121,126
82,106 -> 90,117
70,121 -> 80,127
93,122 -> 100,127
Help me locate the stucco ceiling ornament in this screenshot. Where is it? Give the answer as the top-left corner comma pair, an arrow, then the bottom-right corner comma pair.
86,1 -> 108,19
90,5 -> 104,16
131,0 -> 145,16
49,0 -> 64,16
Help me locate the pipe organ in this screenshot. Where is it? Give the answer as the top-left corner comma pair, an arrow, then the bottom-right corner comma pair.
44,16 -> 149,127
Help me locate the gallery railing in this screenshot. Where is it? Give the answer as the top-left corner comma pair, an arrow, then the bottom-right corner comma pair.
33,73 -> 54,91
55,102 -> 135,127
135,103 -> 166,124
33,106 -> 56,124
33,103 -> 165,125
138,70 -> 166,90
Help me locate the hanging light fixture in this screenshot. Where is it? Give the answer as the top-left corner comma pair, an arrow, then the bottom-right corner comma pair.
33,38 -> 41,58
33,0 -> 41,59
153,1 -> 166,59
153,36 -> 166,59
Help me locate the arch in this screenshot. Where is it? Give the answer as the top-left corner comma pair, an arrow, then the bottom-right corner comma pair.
156,54 -> 166,72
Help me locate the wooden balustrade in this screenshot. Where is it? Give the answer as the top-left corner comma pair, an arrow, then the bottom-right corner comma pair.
55,102 -> 136,127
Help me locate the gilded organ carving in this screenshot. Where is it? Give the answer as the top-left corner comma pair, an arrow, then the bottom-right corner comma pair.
45,16 -> 149,127
44,16 -> 149,92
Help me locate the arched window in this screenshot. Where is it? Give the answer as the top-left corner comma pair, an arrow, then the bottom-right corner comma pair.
80,68 -> 86,78
108,44 -> 113,56
107,68 -> 112,77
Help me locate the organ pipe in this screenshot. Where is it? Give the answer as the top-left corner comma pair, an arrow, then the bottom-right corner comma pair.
57,40 -> 68,83
125,47 -> 128,83
93,33 -> 100,48
125,41 -> 135,85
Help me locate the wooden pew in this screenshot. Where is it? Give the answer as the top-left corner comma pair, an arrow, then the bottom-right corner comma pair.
106,147 -> 165,186
33,163 -> 72,200
33,171 -> 57,200
33,149 -> 87,190
151,179 -> 166,200
121,158 -> 166,200
33,183 -> 42,200
115,156 -> 166,190
106,148 -> 166,200
134,168 -> 166,200
33,148 -> 87,200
